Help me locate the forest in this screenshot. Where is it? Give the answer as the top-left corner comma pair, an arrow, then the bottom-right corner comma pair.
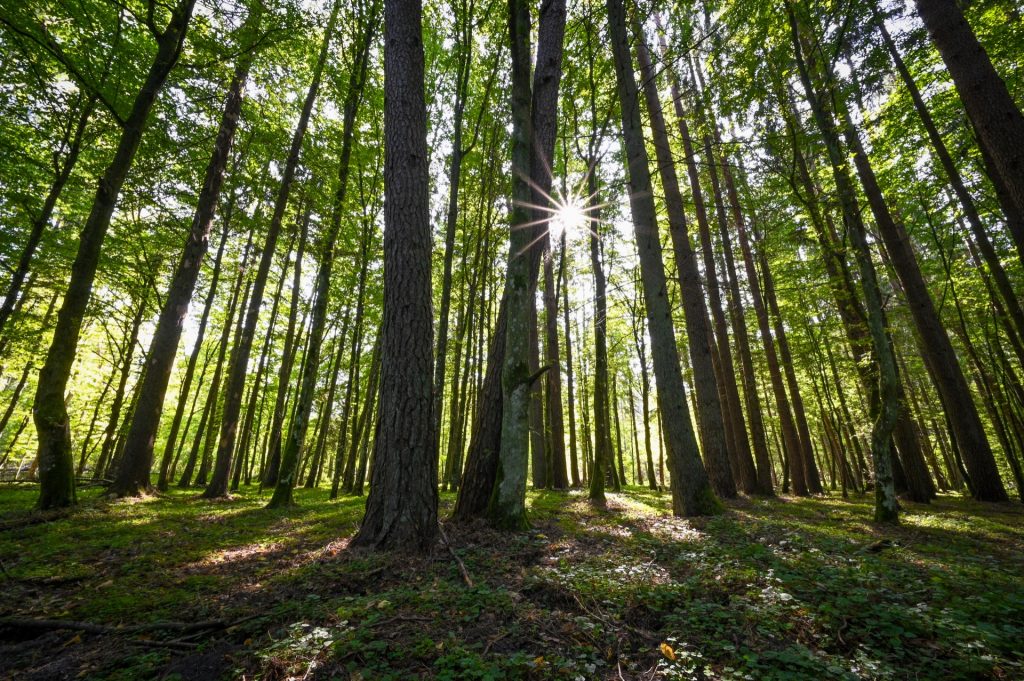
0,0 -> 1023,677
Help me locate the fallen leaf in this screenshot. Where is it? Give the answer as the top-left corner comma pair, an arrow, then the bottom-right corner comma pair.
660,642 -> 676,661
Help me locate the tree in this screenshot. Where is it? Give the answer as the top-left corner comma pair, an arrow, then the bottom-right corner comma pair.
351,0 -> 438,551
111,8 -> 262,497
913,0 -> 1024,258
605,0 -> 717,516
32,0 -> 197,509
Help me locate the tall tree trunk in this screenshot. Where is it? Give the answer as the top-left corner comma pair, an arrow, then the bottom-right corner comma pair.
877,17 -> 1024,336
351,0 -> 437,551
560,232 -> 581,487
112,22 -> 258,496
787,1 -> 899,521
32,0 -> 196,510
177,236 -> 252,487
913,0 -> 1024,257
534,0 -> 568,493
267,9 -> 375,507
489,0 -> 536,530
260,211 -> 308,488
829,73 -> 1007,502
751,215 -> 823,493
205,0 -> 339,499
635,27 -> 736,498
605,0 -> 717,516
94,298 -> 146,480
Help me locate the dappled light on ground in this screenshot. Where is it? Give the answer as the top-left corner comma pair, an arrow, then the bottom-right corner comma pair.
1,485 -> 1022,679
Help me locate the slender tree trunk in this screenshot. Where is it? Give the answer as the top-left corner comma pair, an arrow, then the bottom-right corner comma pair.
178,237 -> 252,487
206,0 -> 339,499
113,24 -> 258,496
0,363 -> 31,442
606,0 -> 717,516
268,9 -> 375,507
332,213 -> 373,498
32,0 -> 196,509
878,18 -> 1024,336
913,0 -> 1024,256
635,28 -> 736,498
534,0 -> 568,493
94,298 -> 146,480
787,1 -> 899,521
261,216 -> 307,488
751,217 -> 823,493
0,97 -> 94,338
830,75 -> 1007,502
560,233 -> 581,487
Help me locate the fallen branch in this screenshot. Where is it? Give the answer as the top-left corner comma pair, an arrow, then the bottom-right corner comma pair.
437,522 -> 474,587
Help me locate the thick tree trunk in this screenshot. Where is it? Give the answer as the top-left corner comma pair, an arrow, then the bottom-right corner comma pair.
489,0 -> 535,530
351,0 -> 438,551
156,224 -> 230,490
32,0 -> 196,509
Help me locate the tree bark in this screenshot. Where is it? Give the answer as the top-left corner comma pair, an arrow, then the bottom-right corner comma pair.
605,0 -> 717,516
112,21 -> 258,496
351,0 -> 438,551
32,0 -> 196,510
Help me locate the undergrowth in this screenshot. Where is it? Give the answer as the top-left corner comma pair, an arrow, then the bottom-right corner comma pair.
0,485 -> 1021,679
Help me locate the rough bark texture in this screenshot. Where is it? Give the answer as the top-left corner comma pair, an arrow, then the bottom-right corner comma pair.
351,0 -> 438,551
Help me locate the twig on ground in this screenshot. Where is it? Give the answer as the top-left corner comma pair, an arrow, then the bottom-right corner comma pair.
438,522 -> 474,587
483,631 -> 508,654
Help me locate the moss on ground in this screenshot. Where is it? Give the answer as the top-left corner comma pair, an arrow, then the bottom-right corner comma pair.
0,485 -> 1021,679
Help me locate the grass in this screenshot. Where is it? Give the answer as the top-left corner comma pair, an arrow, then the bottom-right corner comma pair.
0,484 -> 1022,679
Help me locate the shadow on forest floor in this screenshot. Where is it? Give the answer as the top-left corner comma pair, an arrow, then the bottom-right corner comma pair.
0,484 -> 1022,679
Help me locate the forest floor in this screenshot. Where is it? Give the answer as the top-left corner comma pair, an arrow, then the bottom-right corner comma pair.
0,485 -> 1022,680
